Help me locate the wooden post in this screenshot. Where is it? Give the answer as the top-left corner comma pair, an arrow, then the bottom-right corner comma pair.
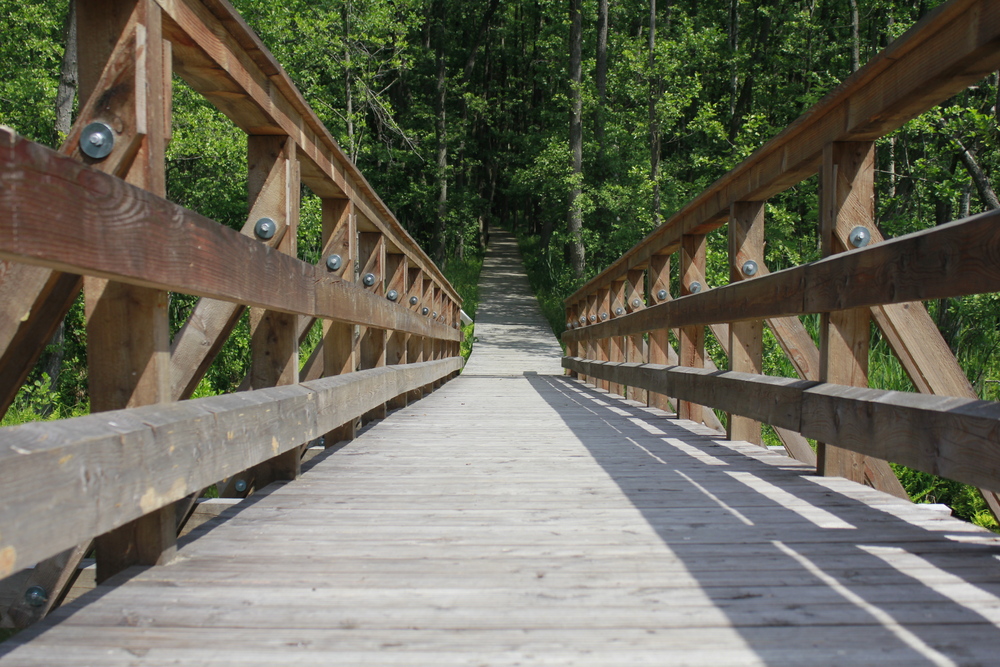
728,201 -> 764,445
586,293 -> 599,388
647,253 -> 672,412
625,269 -> 647,404
386,253 -> 408,410
83,0 -> 176,583
817,141 -> 873,483
608,280 -> 626,396
359,232 -> 387,422
421,278 -> 435,394
406,268 -> 425,403
248,135 -> 301,485
679,235 -> 706,424
322,198 -> 357,446
566,304 -> 579,377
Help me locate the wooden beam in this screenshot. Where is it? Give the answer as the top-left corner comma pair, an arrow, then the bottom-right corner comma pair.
0,129 -> 461,343
647,254 -> 671,412
679,235 -> 706,424
248,135 -> 301,486
0,357 -> 463,579
608,281 -> 626,396
561,205 -> 1000,343
727,202 -> 764,445
625,270 -> 646,404
321,198 -> 358,446
359,233 -> 387,423
385,253 -> 409,411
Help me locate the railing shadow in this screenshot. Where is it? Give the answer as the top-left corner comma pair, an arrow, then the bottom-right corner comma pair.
526,373 -> 1000,665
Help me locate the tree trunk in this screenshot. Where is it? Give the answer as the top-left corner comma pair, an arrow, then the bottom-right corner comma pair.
342,3 -> 356,162
55,0 -> 77,141
649,0 -> 661,226
849,0 -> 860,72
595,0 -> 608,163
567,0 -> 585,278
948,132 -> 1000,210
434,0 -> 449,263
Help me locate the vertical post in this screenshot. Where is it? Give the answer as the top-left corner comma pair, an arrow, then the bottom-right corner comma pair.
817,142 -> 874,483
386,253 -> 408,411
679,234 -> 706,424
728,201 -> 765,445
597,288 -> 611,391
322,198 -> 357,446
566,304 -> 578,377
422,277 -> 435,394
359,232 -> 387,423
406,267 -> 425,403
625,269 -> 647,404
84,0 -> 175,583
608,280 -> 626,396
647,253 -> 672,412
248,135 -> 301,486
586,293 -> 599,388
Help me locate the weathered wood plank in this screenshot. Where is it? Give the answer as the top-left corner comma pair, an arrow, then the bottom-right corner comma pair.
727,202 -> 764,445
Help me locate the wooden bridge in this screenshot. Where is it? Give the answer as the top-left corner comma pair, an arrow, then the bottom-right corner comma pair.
4,0 -> 1000,663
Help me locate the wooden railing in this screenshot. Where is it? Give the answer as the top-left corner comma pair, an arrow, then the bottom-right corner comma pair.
0,0 -> 462,627
563,0 -> 1000,503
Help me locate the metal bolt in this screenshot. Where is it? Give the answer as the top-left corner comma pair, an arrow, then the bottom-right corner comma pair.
567,321 -> 574,329
615,307 -> 624,316
849,226 -> 871,248
579,316 -> 586,324
79,122 -> 115,159
432,312 -> 438,319
363,273 -> 376,287
657,289 -> 668,301
742,260 -> 759,277
234,479 -> 248,493
590,314 -> 597,323
325,254 -> 342,271
422,307 -> 430,316
688,281 -> 702,294
254,217 -> 276,240
410,296 -> 419,306
387,290 -> 399,302
632,298 -> 642,309
600,312 -> 608,321
24,585 -> 47,608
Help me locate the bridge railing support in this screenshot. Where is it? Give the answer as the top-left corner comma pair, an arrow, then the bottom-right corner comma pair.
0,0 -> 463,630
562,0 -> 1000,508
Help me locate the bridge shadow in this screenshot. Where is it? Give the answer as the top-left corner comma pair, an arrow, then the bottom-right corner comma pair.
526,373 -> 1000,665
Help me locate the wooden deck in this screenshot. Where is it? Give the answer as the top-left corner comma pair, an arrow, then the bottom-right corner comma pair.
4,235 -> 1000,666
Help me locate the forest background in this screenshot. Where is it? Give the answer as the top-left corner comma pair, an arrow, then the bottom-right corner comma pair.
3,0 -> 1000,526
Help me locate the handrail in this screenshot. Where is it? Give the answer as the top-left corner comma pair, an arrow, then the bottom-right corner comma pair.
0,0 -> 464,626
562,0 -> 1000,504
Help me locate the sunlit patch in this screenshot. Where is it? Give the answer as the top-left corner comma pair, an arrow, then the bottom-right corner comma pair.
676,470 -> 754,526
726,471 -> 855,529
661,438 -> 728,466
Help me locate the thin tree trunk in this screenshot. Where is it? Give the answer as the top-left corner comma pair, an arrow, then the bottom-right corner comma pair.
567,0 -> 585,278
434,0 -> 448,262
55,0 -> 77,140
342,3 -> 356,162
849,0 -> 860,72
947,132 -> 1000,210
649,0 -> 661,226
728,0 -> 739,118
595,0 -> 608,163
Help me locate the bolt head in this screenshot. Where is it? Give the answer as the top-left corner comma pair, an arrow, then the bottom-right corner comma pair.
657,289 -> 668,301
325,254 -> 342,271
387,290 -> 399,302
579,316 -> 586,324
742,260 -> 759,277
615,307 -> 624,316
234,479 -> 248,493
422,307 -> 430,316
254,217 -> 277,240
632,298 -> 642,309
410,296 -> 419,306
599,312 -> 607,321
24,585 -> 47,608
432,312 -> 438,319
590,314 -> 597,323
849,226 -> 871,248
79,122 -> 115,159
363,273 -> 376,287
688,281 -> 702,294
